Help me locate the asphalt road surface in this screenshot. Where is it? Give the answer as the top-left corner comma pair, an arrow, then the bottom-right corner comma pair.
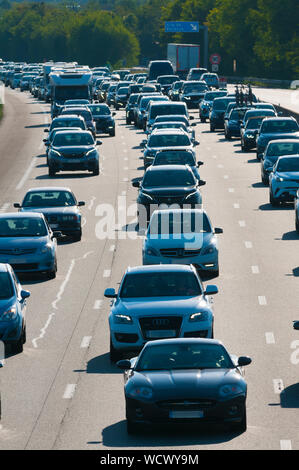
0,88 -> 298,450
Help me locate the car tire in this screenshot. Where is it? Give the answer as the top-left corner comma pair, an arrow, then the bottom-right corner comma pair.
230,409 -> 247,433
110,337 -> 122,363
200,117 -> 206,123
270,190 -> 280,207
210,125 -> 215,132
47,259 -> 57,280
225,132 -> 231,140
126,118 -> 131,125
12,326 -> 25,354
73,231 -> 82,242
296,217 -> 299,234
261,175 -> 268,186
48,167 -> 56,177
92,164 -> 100,176
109,129 -> 115,137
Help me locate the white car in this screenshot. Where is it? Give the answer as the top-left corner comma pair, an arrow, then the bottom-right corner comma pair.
143,209 -> 222,276
269,155 -> 299,206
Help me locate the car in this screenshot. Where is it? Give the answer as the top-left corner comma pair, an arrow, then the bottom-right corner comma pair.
186,68 -> 208,81
168,81 -> 185,101
14,187 -> 85,241
136,95 -> 169,130
0,212 -> 58,278
132,164 -> 205,225
114,86 -> 130,109
117,337 -> 251,434
105,264 -> 218,362
143,209 -> 222,275
199,90 -> 227,122
125,93 -> 140,124
88,103 -> 115,136
59,106 -> 96,137
156,75 -> 180,95
106,83 -> 118,106
146,102 -> 191,133
64,99 -> 90,106
200,72 -> 219,89
179,81 -> 209,109
132,92 -> 162,126
151,115 -> 196,140
241,108 -> 276,128
43,127 -> 82,160
209,96 -> 236,131
261,140 -> 299,185
224,106 -> 250,139
148,60 -> 174,81
0,263 -> 30,354
240,116 -> 269,151
152,149 -> 203,181
269,155 -> 299,206
46,115 -> 88,134
147,121 -> 195,144
256,117 -> 299,160
142,128 -> 199,168
47,130 -> 101,176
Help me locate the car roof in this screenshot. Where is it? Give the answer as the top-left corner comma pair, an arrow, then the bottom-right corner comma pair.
0,263 -> 9,273
126,264 -> 195,274
0,212 -> 44,219
143,338 -> 223,347
263,116 -> 297,122
52,129 -> 91,135
25,186 -> 73,193
53,115 -> 84,121
151,208 -> 206,216
151,128 -> 188,135
145,164 -> 192,172
150,102 -> 186,107
267,139 -> 299,145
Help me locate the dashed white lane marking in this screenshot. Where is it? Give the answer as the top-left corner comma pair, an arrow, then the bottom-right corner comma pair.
15,156 -> 38,190
80,336 -> 92,348
124,166 -> 129,170
63,384 -> 76,399
88,197 -> 96,211
233,203 -> 240,209
251,265 -> 259,274
258,296 -> 267,305
123,149 -> 128,153
0,203 -> 10,212
217,164 -> 224,168
123,177 -> 129,182
103,269 -> 111,278
223,175 -> 229,179
228,188 -> 235,193
273,379 -> 284,394
244,241 -> 253,249
124,157 -> 128,161
280,440 -> 292,450
93,299 -> 103,310
81,217 -> 87,228
109,244 -> 116,252
239,220 -> 246,227
121,190 -> 126,195
265,332 -> 275,344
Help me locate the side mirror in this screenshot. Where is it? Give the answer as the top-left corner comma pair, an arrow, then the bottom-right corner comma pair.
21,290 -> 30,299
97,140 -> 102,145
104,288 -> 117,298
194,141 -> 200,146
132,181 -> 140,188
237,356 -> 252,367
14,203 -> 21,208
204,285 -> 218,296
44,129 -> 49,133
197,161 -> 204,167
78,201 -> 85,206
189,116 -> 194,120
214,227 -> 223,234
191,122 -> 197,127
198,179 -> 206,186
112,112 -> 116,116
293,321 -> 299,330
52,231 -> 62,238
116,359 -> 132,370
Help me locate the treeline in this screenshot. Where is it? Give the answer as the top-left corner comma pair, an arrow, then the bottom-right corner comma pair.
0,0 -> 298,79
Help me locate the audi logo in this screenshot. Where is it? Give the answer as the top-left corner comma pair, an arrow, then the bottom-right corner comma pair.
152,318 -> 170,327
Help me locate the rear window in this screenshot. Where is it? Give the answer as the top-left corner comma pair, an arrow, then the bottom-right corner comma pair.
261,120 -> 299,133
148,133 -> 191,147
150,104 -> 187,119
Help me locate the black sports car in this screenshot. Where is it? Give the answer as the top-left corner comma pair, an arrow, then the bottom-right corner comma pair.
117,338 -> 252,434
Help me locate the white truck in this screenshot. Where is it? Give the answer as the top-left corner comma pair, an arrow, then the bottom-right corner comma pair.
167,43 -> 200,79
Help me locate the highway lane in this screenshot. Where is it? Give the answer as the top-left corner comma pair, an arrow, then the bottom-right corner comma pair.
0,89 -> 299,450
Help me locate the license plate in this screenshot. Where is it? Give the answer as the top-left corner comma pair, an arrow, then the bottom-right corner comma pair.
169,410 -> 204,419
146,329 -> 176,339
66,159 -> 80,163
50,224 -> 59,228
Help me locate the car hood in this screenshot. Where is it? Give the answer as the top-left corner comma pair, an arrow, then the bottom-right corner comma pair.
183,92 -> 205,97
92,115 -> 112,120
114,296 -> 208,316
0,297 -> 16,314
0,236 -> 49,249
52,145 -> 95,154
141,186 -> 197,197
275,171 -> 299,180
260,132 -> 299,141
129,368 -> 242,400
145,231 -> 214,249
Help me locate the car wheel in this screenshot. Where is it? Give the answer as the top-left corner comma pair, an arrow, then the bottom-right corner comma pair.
270,190 -> 280,207
230,409 -> 247,433
261,175 -> 268,186
109,129 -> 115,137
126,118 -> 130,125
73,230 -> 82,242
110,337 -> 122,363
296,217 -> 299,234
48,167 -> 56,177
210,125 -> 215,132
12,327 -> 25,354
47,259 -> 57,279
225,132 -> 231,140
200,117 -> 206,123
92,164 -> 100,176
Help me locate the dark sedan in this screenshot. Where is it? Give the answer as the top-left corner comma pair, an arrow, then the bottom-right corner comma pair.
88,103 -> 115,136
14,187 -> 85,241
117,338 -> 252,434
132,165 -> 205,228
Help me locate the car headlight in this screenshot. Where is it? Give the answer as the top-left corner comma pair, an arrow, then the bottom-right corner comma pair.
184,191 -> 199,201
276,176 -> 284,182
201,237 -> 217,255
86,149 -> 97,157
40,243 -> 53,254
127,386 -> 153,399
140,191 -> 153,201
219,384 -> 244,398
144,246 -> 159,256
189,311 -> 209,322
245,133 -> 255,138
0,306 -> 17,321
50,149 -> 61,157
114,314 -> 133,324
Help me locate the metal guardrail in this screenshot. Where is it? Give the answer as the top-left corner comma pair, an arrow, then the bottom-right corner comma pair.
225,76 -> 293,89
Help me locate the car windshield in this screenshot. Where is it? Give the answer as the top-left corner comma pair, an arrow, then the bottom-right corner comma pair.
152,123 -> 186,132
261,120 -> 299,133
276,157 -> 299,172
88,105 -> 111,116
128,94 -> 139,104
246,118 -> 264,129
244,110 -> 275,121
62,109 -> 92,121
120,271 -> 202,298
183,83 -> 207,93
173,82 -> 183,90
151,105 -> 186,119
22,191 -> 76,208
155,116 -> 188,125
158,76 -> 179,84
65,100 -> 89,105
136,343 -> 233,371
148,212 -> 211,235
54,86 -> 89,100
143,169 -> 195,187
0,217 -> 48,237
117,87 -> 129,95
230,109 -> 247,120
153,151 -> 195,166
51,119 -> 84,129
267,142 -> 299,157
0,272 -> 14,299
148,134 -> 191,147
53,133 -> 94,146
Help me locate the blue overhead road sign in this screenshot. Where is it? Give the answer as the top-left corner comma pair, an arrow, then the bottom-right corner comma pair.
165,21 -> 200,33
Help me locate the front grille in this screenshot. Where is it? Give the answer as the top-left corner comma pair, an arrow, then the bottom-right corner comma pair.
156,196 -> 185,205
160,248 -> 201,258
139,316 -> 182,340
11,263 -> 39,271
61,153 -> 85,159
157,399 -> 216,410
0,248 -> 36,255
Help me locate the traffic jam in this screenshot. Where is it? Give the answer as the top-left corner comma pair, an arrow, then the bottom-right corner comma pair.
0,54 -> 299,447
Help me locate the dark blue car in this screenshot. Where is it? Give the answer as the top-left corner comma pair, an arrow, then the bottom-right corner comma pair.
0,263 -> 30,353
